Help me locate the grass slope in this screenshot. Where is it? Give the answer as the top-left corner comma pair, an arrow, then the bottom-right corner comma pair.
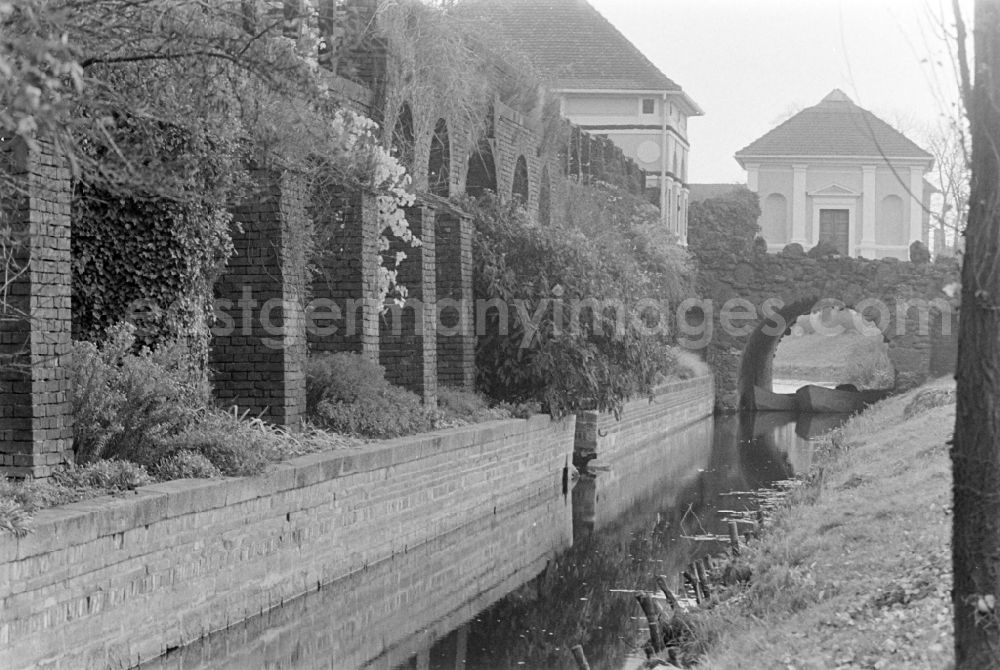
774,333 -> 894,389
698,379 -> 955,669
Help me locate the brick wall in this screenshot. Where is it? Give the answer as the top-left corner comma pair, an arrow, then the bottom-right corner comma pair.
433,201 -> 475,390
379,200 -> 437,402
0,414 -> 576,670
0,139 -> 74,478
574,374 -> 715,463
137,483 -> 571,670
572,376 -> 715,534
210,169 -> 310,429
309,188 -> 381,359
495,103 -> 542,210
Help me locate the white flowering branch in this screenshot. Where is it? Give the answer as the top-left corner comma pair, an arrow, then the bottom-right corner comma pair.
328,108 -> 419,307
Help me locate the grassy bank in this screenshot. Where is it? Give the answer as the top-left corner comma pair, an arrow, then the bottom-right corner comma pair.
774,332 -> 894,389
694,379 -> 955,669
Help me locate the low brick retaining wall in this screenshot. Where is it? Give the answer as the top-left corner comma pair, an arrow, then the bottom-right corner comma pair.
574,374 -> 714,464
0,415 -> 575,670
141,486 -> 571,670
573,416 -> 713,535
572,374 -> 714,534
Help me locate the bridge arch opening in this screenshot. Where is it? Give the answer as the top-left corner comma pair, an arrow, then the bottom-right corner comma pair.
737,298 -> 895,411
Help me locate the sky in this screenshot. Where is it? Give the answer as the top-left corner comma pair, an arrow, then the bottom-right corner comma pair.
586,0 -> 973,184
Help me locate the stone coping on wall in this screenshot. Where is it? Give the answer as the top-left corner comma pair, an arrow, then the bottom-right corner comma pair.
0,413 -> 575,670
2,415 -> 564,566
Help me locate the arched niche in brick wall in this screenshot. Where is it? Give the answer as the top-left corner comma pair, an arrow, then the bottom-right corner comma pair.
465,139 -> 497,198
512,155 -> 529,203
428,118 -> 451,197
538,165 -> 551,225
392,102 -> 415,171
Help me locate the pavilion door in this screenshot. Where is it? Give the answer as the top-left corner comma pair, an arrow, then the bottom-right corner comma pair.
819,209 -> 849,255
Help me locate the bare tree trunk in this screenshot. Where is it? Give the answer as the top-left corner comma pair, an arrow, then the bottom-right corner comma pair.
954,2 -> 1000,667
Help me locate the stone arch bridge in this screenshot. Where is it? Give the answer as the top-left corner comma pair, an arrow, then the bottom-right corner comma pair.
692,239 -> 960,412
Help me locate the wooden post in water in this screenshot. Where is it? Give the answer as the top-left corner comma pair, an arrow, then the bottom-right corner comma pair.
695,559 -> 712,597
635,592 -> 665,651
570,645 -> 591,670
728,520 -> 741,556
684,567 -> 703,605
656,574 -> 680,610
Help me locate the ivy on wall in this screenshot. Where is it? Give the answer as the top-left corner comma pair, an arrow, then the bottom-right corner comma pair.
71,188 -> 233,366
69,115 -> 238,366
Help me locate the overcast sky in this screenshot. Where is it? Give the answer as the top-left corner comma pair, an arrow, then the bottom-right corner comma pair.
586,0 -> 972,184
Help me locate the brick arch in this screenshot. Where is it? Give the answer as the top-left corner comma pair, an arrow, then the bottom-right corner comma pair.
493,102 -> 542,205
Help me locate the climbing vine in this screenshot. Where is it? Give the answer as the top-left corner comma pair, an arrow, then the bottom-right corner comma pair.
316,107 -> 420,305
71,121 -> 236,366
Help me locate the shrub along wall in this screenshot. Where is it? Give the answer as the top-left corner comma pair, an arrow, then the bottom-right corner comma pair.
0,415 -> 575,670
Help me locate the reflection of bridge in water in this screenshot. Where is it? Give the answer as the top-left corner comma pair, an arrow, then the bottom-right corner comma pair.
142,412 -> 847,670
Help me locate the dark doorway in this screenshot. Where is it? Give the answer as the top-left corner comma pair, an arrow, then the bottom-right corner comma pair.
512,155 -> 529,203
392,103 -> 415,171
465,139 -> 497,198
428,119 -> 450,197
818,209 -> 849,255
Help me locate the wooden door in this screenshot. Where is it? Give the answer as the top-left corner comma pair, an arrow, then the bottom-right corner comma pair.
819,209 -> 849,255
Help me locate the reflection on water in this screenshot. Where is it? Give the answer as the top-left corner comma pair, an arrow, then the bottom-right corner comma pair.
144,411 -> 847,670
140,489 -> 572,670
459,411 -> 847,670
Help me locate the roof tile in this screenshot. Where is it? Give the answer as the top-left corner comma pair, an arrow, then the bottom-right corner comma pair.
735,90 -> 932,161
458,0 -> 681,92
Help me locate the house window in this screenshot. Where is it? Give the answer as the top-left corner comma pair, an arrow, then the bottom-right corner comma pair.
641,98 -> 655,114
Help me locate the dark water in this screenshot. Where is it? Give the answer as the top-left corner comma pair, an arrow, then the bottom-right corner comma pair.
142,411 -> 847,670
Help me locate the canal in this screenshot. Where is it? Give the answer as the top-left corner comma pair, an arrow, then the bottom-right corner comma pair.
141,411 -> 848,670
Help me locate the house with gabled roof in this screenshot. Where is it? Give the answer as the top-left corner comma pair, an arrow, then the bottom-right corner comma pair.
735,89 -> 934,260
463,0 -> 703,243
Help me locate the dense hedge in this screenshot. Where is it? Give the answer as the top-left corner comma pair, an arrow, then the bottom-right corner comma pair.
467,184 -> 695,416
